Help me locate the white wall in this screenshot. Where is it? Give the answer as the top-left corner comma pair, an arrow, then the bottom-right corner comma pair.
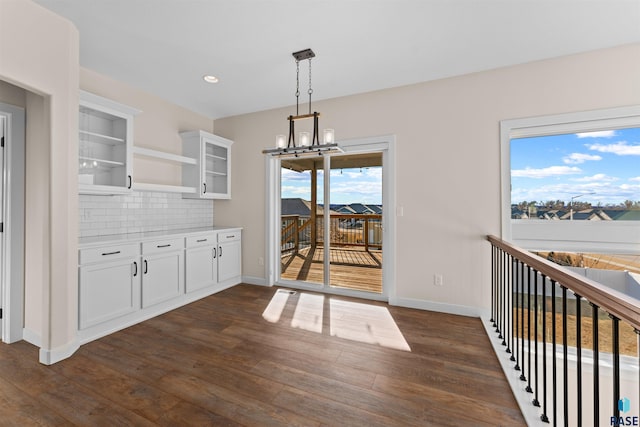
214,44 -> 640,315
0,80 -> 26,107
1,0 -> 79,363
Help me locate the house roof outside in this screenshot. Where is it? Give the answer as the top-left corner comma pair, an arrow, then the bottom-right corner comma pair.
348,203 -> 375,214
281,198 -> 324,217
512,205 -> 640,221
283,199 -> 382,217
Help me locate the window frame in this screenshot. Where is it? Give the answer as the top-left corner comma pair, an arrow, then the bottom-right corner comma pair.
500,105 -> 640,241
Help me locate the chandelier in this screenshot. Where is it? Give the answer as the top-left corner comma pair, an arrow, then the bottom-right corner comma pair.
263,49 -> 341,158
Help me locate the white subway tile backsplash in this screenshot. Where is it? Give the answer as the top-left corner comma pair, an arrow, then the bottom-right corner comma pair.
79,191 -> 214,238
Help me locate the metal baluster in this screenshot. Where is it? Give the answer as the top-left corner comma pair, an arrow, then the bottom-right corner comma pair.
491,245 -> 495,327
526,265 -> 533,394
515,260 -> 521,372
611,315 -> 620,422
552,279 -> 558,427
541,274 -> 549,423
497,248 -> 502,336
520,261 -> 527,382
507,254 -> 513,356
575,294 -> 582,426
502,251 -> 507,346
562,286 -> 569,427
637,329 -> 640,421
591,303 -> 599,427
533,269 -> 540,406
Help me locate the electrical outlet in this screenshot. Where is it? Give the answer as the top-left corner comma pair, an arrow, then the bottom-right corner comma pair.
434,274 -> 443,287
258,257 -> 264,266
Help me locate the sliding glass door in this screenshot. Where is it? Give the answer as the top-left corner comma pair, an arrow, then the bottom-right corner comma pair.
279,156 -> 325,286
278,150 -> 383,295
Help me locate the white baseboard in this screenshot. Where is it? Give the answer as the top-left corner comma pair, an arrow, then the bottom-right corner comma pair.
390,296 -> 488,318
39,338 -> 80,365
22,328 -> 41,347
242,275 -> 269,286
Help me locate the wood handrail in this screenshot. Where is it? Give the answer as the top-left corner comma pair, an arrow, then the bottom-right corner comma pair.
487,235 -> 640,331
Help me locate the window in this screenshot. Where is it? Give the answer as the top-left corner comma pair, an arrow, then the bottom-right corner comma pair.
500,106 -> 640,253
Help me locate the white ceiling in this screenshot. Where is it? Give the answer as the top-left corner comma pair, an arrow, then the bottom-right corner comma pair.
34,0 -> 640,120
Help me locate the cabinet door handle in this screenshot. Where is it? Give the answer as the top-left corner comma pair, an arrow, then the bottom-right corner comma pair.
128,175 -> 132,189
213,247 -> 216,259
102,250 -> 121,256
226,235 -> 235,239
133,261 -> 138,277
203,182 -> 207,194
143,259 -> 148,274
157,244 -> 171,248
196,239 -> 207,243
219,246 -> 222,257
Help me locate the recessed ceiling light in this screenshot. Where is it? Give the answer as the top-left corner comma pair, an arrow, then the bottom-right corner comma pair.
203,75 -> 219,83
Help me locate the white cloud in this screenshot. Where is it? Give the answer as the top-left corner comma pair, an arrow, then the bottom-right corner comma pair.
281,185 -> 310,196
630,177 -> 640,182
281,169 -> 310,181
571,174 -> 618,183
575,130 -> 616,138
562,153 -> 602,164
511,166 -> 582,179
587,141 -> 640,156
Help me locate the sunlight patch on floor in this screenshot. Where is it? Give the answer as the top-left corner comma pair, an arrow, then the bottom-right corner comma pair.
261,288 -> 411,351
261,289 -> 292,323
329,298 -> 411,351
291,292 -> 324,333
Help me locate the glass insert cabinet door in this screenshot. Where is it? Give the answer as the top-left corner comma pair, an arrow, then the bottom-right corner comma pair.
181,130 -> 234,199
78,91 -> 139,195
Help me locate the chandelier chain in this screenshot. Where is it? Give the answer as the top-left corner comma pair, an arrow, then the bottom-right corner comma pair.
308,59 -> 313,114
295,60 -> 300,116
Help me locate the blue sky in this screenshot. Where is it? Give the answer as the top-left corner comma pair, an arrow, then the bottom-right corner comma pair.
281,167 -> 382,205
511,128 -> 640,205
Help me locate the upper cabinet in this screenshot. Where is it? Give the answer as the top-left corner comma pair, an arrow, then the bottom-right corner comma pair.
78,91 -> 140,195
181,130 -> 233,199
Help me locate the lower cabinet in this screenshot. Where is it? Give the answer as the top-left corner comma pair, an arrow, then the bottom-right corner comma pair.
185,244 -> 217,293
218,231 -> 242,283
78,243 -> 140,330
185,229 -> 242,292
78,228 -> 241,342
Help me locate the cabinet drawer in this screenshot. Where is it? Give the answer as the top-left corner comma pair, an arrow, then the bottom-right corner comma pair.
218,230 -> 241,243
142,238 -> 184,254
185,234 -> 216,248
79,243 -> 139,265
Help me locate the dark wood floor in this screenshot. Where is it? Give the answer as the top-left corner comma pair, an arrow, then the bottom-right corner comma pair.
0,284 -> 525,426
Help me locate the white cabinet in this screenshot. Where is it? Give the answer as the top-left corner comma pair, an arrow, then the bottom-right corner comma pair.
218,231 -> 242,283
185,234 -> 217,293
181,130 -> 233,199
79,91 -> 140,195
78,227 -> 241,344
141,238 -> 184,308
78,243 -> 140,329
185,229 -> 242,291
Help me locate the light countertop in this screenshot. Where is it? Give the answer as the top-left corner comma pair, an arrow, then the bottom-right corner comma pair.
79,226 -> 242,248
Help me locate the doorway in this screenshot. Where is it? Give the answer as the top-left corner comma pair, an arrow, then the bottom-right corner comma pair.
268,136 -> 395,300
0,102 -> 26,343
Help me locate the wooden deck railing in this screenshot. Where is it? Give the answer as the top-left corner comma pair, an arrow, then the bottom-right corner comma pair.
281,214 -> 382,254
487,235 -> 640,425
